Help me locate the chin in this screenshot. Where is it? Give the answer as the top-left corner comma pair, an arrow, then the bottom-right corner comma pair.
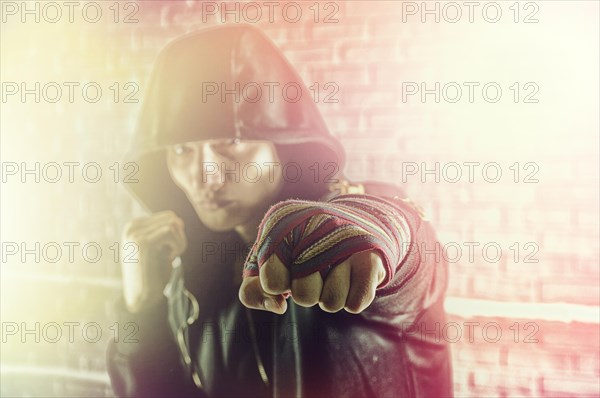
195,213 -> 244,233
198,219 -> 237,232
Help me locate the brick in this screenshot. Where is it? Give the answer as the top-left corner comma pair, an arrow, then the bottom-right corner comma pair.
336,39 -> 400,63
369,63 -> 415,88
455,345 -> 502,366
365,14 -> 416,39
309,65 -> 370,86
468,366 -> 536,393
320,110 -> 362,132
309,21 -> 364,42
542,233 -> 597,259
541,375 -> 600,396
281,45 -> 333,65
336,86 -> 398,109
506,347 -> 585,374
541,280 -> 600,306
578,352 -> 600,376
362,107 -> 404,130
338,2 -> 392,19
540,322 -> 600,351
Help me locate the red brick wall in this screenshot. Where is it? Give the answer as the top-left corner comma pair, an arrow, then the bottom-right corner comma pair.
1,1 -> 598,396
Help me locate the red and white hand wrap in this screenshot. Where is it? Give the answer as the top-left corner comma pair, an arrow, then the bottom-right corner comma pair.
243,194 -> 411,289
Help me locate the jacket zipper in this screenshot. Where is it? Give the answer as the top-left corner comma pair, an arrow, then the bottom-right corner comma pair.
178,287 -> 203,389
179,287 -> 269,389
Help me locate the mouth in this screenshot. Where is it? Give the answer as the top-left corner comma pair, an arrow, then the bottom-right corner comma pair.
195,199 -> 235,210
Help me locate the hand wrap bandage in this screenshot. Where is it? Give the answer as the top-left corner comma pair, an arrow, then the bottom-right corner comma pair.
243,194 -> 411,289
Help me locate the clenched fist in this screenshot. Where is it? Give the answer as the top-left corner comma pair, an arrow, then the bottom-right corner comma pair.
239,250 -> 386,314
120,210 -> 187,313
238,199 -> 397,315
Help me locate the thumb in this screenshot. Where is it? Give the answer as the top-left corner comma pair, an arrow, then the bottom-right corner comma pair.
239,276 -> 287,315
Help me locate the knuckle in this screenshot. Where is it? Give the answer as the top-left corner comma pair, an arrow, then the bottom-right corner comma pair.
136,235 -> 149,246
123,222 -> 133,234
291,273 -> 322,306
259,257 -> 289,294
345,289 -> 370,314
320,287 -> 345,309
319,304 -> 339,313
162,210 -> 176,217
344,297 -> 364,314
292,289 -> 318,306
238,279 -> 254,306
319,299 -> 343,313
123,232 -> 136,243
261,273 -> 286,294
123,221 -> 139,237
346,287 -> 375,314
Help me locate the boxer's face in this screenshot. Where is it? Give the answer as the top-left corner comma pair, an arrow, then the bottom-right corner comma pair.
166,139 -> 284,237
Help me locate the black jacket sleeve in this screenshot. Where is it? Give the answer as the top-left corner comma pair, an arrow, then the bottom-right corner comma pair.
319,181 -> 454,397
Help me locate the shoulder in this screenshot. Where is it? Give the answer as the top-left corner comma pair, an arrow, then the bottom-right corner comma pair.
323,179 -> 406,199
323,179 -> 428,221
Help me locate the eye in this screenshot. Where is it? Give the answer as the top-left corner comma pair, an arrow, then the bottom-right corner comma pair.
211,138 -> 241,154
172,144 -> 190,156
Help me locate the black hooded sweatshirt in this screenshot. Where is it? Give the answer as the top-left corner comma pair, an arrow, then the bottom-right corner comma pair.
106,24 -> 453,398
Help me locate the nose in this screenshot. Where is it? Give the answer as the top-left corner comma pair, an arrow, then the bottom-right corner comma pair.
194,142 -> 225,192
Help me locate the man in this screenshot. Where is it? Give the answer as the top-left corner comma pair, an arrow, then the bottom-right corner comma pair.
107,24 -> 453,397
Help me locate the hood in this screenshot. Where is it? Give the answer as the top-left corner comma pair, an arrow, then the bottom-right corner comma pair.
122,24 -> 346,305
125,23 -> 346,217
